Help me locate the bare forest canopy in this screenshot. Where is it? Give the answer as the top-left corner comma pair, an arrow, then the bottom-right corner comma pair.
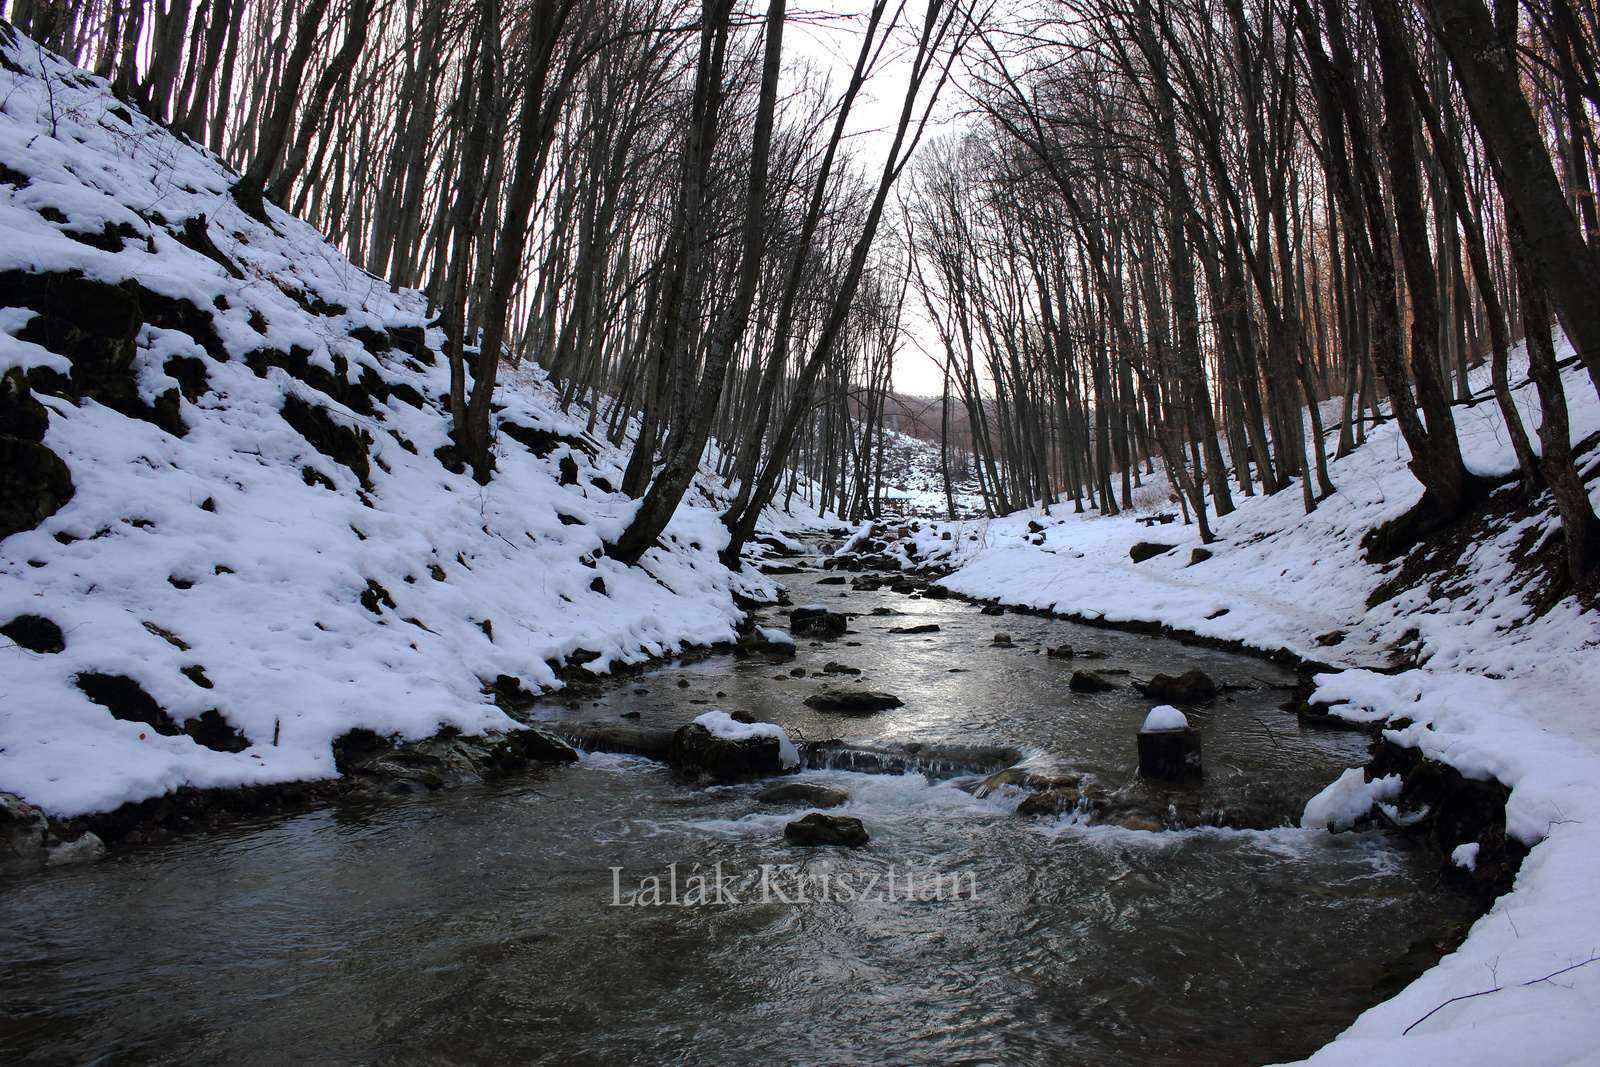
7,0 -> 1600,577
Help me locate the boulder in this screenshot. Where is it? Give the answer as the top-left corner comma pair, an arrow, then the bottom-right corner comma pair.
735,631 -> 796,659
668,721 -> 791,785
756,782 -> 849,808
784,812 -> 869,848
992,632 -> 1013,647
923,585 -> 951,599
1134,668 -> 1217,703
1189,548 -> 1213,566
47,832 -> 106,866
1046,645 -> 1073,658
790,607 -> 846,638
1129,541 -> 1176,563
817,575 -> 848,585
0,792 -> 47,871
980,604 -> 1005,616
1069,670 -> 1116,693
803,690 -> 904,714
888,623 -> 939,634
1016,787 -> 1084,817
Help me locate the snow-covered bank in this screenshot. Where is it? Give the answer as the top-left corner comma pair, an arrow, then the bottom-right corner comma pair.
0,30 -> 794,818
919,347 -> 1600,1061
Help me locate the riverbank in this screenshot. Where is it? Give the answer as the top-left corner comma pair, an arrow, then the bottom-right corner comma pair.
916,357 -> 1600,1066
0,33 -> 819,824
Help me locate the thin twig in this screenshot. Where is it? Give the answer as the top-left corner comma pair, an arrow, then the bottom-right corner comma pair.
1404,954 -> 1600,1034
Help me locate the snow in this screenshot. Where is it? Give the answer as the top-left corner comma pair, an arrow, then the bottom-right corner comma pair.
1301,768 -> 1402,832
692,710 -> 800,769
921,338 -> 1600,1059
0,34 -> 792,818
1141,705 -> 1188,731
754,625 -> 794,646
1452,842 -> 1480,871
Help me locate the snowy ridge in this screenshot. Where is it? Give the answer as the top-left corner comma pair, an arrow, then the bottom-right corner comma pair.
927,349 -> 1600,1064
0,30 -> 777,817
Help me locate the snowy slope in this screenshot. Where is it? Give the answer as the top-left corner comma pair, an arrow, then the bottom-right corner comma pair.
923,347 -> 1600,1064
0,28 -> 775,817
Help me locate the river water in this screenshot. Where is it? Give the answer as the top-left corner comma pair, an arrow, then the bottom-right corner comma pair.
0,566 -> 1473,1065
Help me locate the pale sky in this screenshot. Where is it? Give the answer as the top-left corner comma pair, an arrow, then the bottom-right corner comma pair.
786,2 -> 969,397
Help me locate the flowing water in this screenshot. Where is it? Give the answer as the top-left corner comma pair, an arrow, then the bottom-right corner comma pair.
0,566 -> 1474,1066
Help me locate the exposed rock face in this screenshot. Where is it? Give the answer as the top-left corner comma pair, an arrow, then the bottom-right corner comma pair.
803,690 -> 904,714
1129,542 -> 1176,563
790,607 -> 846,638
1,613 -> 64,653
784,812 -> 869,847
755,782 -> 849,808
1068,670 -> 1116,693
668,722 -> 791,785
0,368 -> 74,541
1134,668 -> 1217,703
334,726 -> 577,791
74,672 -> 252,751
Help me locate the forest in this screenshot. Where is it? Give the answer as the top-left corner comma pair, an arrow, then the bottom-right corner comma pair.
10,0 -> 1599,577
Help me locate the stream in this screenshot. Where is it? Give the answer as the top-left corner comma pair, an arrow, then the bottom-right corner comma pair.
0,559 -> 1475,1066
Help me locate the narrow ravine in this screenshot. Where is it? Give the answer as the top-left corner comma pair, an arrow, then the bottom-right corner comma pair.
0,549 -> 1478,1066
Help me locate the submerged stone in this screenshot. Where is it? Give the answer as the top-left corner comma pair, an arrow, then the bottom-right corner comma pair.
755,782 -> 849,808
803,690 -> 903,714
1135,668 -> 1218,703
1069,670 -> 1116,693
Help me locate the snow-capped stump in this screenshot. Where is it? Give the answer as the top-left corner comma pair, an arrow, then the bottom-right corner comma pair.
1129,541 -> 1178,563
668,711 -> 799,785
784,812 -> 869,848
0,614 -> 65,653
1134,668 -> 1217,703
1137,706 -> 1202,782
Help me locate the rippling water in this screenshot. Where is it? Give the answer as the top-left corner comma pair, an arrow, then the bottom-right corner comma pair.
0,570 -> 1472,1065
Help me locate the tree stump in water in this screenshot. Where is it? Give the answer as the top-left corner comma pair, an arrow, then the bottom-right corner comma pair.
1138,727 -> 1203,781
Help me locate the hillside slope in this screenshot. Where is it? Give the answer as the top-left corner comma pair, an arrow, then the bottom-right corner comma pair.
0,25 -> 777,817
